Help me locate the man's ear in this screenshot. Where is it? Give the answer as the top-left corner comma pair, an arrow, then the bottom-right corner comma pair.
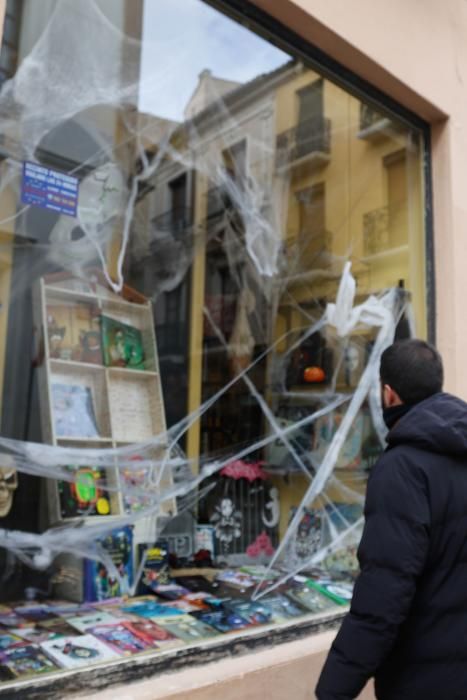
383,384 -> 403,407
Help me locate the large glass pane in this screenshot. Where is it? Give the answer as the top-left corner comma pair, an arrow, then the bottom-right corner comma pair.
0,0 -> 427,685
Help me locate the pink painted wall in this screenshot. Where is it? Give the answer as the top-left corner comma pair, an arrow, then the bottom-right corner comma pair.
252,0 -> 467,398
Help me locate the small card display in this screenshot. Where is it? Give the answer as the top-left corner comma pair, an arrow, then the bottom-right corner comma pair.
101,315 -> 145,370
52,383 -> 99,438
41,634 -> 119,669
0,644 -> 58,678
58,466 -> 111,518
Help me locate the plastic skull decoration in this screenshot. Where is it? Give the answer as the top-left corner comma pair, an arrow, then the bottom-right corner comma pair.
0,465 -> 18,517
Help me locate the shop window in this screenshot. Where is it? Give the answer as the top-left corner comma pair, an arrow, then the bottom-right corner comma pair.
0,0 -> 428,693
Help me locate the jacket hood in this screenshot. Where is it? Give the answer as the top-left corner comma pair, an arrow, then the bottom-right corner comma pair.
387,392 -> 467,456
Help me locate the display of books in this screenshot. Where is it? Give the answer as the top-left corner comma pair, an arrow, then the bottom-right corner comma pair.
0,645 -> 59,678
122,620 -> 183,650
41,634 -> 119,669
83,527 -> 134,602
101,314 -> 145,370
89,622 -> 152,655
156,614 -> 219,643
260,594 -> 306,622
284,577 -> 339,613
193,609 -> 250,634
225,601 -> 272,625
121,601 -> 181,619
52,383 -> 99,438
306,578 -> 354,605
67,611 -> 121,634
0,632 -> 26,651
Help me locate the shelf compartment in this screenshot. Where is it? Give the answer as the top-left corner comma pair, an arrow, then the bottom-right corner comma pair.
115,445 -> 175,518
100,300 -> 157,372
107,372 -> 165,443
50,365 -> 112,440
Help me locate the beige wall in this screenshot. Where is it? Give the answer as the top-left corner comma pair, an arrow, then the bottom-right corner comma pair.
252,0 -> 467,397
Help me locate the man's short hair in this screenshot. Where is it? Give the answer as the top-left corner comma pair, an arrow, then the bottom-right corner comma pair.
380,339 -> 444,405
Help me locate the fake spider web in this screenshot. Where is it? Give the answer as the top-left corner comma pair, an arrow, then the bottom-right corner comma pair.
0,0 -> 421,604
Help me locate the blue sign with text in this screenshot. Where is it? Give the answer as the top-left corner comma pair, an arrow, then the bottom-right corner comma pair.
21,161 -> 79,217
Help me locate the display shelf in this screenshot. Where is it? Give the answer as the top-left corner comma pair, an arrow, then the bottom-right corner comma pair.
35,273 -> 174,540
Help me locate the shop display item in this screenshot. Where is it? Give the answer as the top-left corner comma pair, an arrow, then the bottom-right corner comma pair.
0,645 -> 59,678
137,542 -> 171,595
306,578 -> 354,606
58,466 -> 111,518
52,383 -> 99,438
67,611 -> 122,634
84,527 -> 134,602
156,614 -> 219,643
0,464 -> 18,517
193,609 -> 250,633
89,622 -> 152,655
0,632 -> 27,651
121,601 -> 181,619
122,620 -> 183,650
101,315 -> 145,370
224,600 -> 272,625
284,577 -> 340,614
259,594 -> 306,623
41,634 -> 120,669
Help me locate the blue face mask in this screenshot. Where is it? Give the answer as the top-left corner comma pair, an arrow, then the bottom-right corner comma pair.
382,404 -> 413,430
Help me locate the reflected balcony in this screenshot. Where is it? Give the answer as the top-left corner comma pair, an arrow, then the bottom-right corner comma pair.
358,104 -> 396,143
275,116 -> 331,173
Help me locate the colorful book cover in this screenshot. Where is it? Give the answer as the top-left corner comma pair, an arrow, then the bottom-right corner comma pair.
306,579 -> 354,605
122,601 -> 181,620
41,634 -> 119,669
194,610 -> 250,634
137,542 -> 171,595
84,526 -> 133,602
89,622 -> 152,656
156,614 -> 219,643
12,605 -> 57,623
123,620 -> 183,650
0,644 -> 58,677
215,570 -> 256,591
224,601 -> 272,626
195,525 -> 216,557
66,611 -> 121,634
59,466 -> 111,518
260,594 -> 306,622
51,383 -> 100,438
101,315 -> 145,370
0,612 -> 28,628
10,627 -> 62,645
0,631 -> 27,651
284,579 -> 338,614
37,618 -> 81,637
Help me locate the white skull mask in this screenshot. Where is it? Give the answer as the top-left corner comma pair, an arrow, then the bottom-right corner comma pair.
0,467 -> 18,517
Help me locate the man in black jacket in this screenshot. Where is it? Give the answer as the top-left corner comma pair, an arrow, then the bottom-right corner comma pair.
316,338 -> 467,700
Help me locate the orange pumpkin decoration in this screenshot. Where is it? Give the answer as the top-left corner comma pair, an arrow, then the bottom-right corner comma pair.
303,366 -> 326,383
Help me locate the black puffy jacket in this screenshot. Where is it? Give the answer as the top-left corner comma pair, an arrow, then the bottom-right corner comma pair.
316,392 -> 467,700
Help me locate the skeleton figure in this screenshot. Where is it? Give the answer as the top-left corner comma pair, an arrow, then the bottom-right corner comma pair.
210,498 -> 242,553
0,466 -> 18,517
